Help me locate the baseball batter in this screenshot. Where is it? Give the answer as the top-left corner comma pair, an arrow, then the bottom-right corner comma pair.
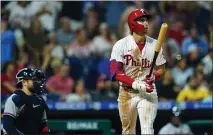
110,9 -> 166,134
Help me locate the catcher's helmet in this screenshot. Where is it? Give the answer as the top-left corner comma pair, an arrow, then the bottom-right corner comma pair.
128,9 -> 151,33
16,68 -> 35,87
16,68 -> 46,95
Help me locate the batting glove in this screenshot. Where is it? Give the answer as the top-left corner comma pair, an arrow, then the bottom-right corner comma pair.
132,80 -> 146,92
144,79 -> 155,93
145,72 -> 161,83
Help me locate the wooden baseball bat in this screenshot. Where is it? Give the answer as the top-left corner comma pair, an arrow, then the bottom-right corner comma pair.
148,23 -> 168,77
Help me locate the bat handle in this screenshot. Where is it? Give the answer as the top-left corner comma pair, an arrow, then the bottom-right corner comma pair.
148,51 -> 159,77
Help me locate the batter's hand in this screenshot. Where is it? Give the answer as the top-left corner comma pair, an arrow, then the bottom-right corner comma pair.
145,72 -> 161,83
145,79 -> 154,93
132,80 -> 146,92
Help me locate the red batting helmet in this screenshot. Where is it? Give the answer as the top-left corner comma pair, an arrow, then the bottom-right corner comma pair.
128,9 -> 151,33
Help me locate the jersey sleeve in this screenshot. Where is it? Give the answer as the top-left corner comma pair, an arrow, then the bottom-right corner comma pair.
40,110 -> 50,133
3,95 -> 23,135
155,47 -> 166,66
41,110 -> 47,122
3,95 -> 19,118
110,42 -> 124,63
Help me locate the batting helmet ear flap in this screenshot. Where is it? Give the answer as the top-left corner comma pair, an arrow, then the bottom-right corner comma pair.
130,23 -> 135,31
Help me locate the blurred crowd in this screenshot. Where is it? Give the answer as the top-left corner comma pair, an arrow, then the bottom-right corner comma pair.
1,1 -> 212,103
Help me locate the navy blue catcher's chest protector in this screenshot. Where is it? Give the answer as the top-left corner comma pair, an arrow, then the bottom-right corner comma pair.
12,90 -> 49,134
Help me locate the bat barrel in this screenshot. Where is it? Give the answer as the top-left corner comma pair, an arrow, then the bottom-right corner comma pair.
155,23 -> 168,52
149,23 -> 168,77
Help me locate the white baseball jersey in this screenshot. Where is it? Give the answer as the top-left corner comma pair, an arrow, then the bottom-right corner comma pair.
110,34 -> 166,134
158,123 -> 193,134
110,34 -> 166,87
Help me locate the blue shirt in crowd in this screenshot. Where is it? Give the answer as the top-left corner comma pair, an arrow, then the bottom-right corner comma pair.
57,29 -> 74,45
1,30 -> 16,65
181,37 -> 209,56
98,57 -> 110,79
172,67 -> 194,88
105,2 -> 128,29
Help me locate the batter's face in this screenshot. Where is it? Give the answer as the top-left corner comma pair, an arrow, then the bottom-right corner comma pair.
135,16 -> 149,35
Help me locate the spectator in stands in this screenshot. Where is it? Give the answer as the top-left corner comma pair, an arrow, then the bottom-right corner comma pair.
172,57 -> 193,88
202,84 -> 213,103
91,74 -> 117,101
195,63 -> 205,76
46,63 -> 74,100
98,55 -> 110,80
65,79 -> 91,102
157,69 -> 180,101
148,5 -> 163,28
14,29 -> 26,55
7,1 -> 31,29
176,75 -> 209,102
1,15 -> 16,65
84,7 -> 99,40
119,6 -> 135,38
105,1 -> 128,30
194,69 -> 209,91
24,18 -> 48,68
111,32 -> 118,45
201,48 -> 213,76
41,32 -> 64,71
1,61 -> 16,96
67,28 -> 93,59
196,2 -> 212,34
15,53 -> 29,73
203,24 -> 212,46
147,5 -> 163,38
82,1 -> 97,17
163,34 -> 180,67
181,27 -> 209,57
167,18 -> 186,47
57,17 -> 74,46
91,22 -> 113,57
160,1 -> 198,29
186,46 -> 201,67
159,1 -> 178,25
82,1 -> 107,22
28,1 -> 63,32
46,57 -> 62,79
159,107 -> 193,134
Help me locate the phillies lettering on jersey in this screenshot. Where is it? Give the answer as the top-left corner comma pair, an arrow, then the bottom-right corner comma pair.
110,35 -> 166,82
124,55 -> 151,68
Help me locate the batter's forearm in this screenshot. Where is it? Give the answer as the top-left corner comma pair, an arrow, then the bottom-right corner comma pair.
155,64 -> 166,79
155,68 -> 164,77
110,60 -> 134,86
115,70 -> 134,86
